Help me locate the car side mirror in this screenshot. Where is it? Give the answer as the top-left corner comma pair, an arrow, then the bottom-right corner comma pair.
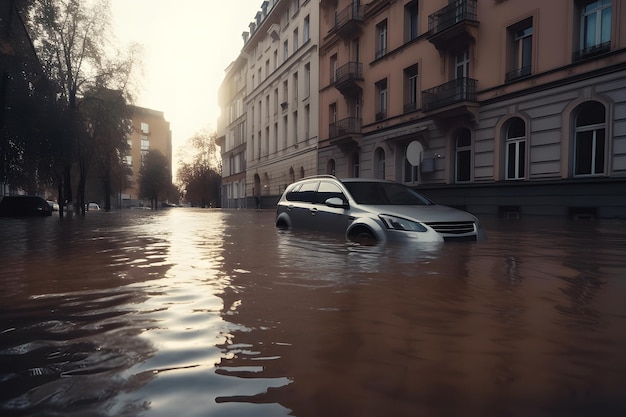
325,197 -> 348,209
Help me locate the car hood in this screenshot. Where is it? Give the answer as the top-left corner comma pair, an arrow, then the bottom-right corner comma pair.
368,204 -> 477,223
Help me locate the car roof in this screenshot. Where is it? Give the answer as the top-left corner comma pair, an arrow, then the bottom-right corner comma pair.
295,175 -> 394,184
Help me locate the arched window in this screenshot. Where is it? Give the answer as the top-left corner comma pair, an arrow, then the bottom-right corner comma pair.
455,128 -> 472,182
505,118 -> 526,180
327,159 -> 336,175
574,101 -> 605,176
374,147 -> 385,179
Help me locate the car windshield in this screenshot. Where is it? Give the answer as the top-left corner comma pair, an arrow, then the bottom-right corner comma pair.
342,181 -> 432,205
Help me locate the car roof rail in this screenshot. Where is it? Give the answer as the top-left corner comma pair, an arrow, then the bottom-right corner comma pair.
300,174 -> 337,180
302,174 -> 337,180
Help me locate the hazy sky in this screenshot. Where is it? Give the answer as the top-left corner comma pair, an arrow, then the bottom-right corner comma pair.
110,0 -> 262,154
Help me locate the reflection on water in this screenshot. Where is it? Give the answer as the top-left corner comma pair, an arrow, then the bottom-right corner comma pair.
1,210 -> 626,416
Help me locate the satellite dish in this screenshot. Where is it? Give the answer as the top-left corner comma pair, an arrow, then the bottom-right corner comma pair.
406,141 -> 423,166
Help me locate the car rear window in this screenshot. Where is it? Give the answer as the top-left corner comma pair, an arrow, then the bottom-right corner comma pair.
343,182 -> 432,205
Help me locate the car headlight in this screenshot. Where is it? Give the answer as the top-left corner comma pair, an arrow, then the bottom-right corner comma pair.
379,214 -> 427,232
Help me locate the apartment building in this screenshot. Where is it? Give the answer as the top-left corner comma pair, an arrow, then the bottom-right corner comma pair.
217,56 -> 248,208
318,0 -> 626,218
122,105 -> 172,207
219,0 -> 320,209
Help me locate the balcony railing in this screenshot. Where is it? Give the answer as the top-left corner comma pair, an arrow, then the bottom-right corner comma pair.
422,77 -> 477,112
333,3 -> 363,33
332,62 -> 363,85
428,0 -> 477,36
505,65 -> 532,82
403,101 -> 418,113
573,41 -> 611,62
329,117 -> 362,139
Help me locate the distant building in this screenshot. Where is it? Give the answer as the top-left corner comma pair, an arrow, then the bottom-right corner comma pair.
318,0 -> 626,218
122,105 -> 172,207
218,0 -> 320,209
217,56 -> 248,208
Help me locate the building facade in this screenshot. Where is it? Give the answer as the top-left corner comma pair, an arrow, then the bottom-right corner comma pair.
219,0 -> 320,209
217,56 -> 248,208
123,105 -> 172,207
318,0 -> 626,218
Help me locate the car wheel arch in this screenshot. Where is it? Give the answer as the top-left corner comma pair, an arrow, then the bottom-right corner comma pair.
275,213 -> 292,229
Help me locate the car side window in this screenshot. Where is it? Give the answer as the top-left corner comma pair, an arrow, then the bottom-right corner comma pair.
285,184 -> 302,201
298,181 -> 319,203
316,182 -> 347,204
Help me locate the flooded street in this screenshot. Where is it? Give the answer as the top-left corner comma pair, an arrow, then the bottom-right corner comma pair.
1,209 -> 626,417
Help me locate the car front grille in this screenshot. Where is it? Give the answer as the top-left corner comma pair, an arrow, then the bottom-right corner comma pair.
425,221 -> 476,235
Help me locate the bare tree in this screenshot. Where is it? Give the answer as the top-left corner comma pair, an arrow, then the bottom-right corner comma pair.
26,0 -> 139,216
176,129 -> 222,208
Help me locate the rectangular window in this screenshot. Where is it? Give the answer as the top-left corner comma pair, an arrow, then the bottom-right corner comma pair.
403,64 -> 419,113
283,115 -> 288,148
293,111 -> 298,143
506,18 -> 533,81
141,135 -> 149,151
330,54 -> 338,83
575,129 -> 605,175
404,0 -> 418,42
304,104 -> 310,142
140,122 -> 149,134
376,20 -> 387,59
293,28 -> 299,52
283,40 -> 289,61
293,72 -> 298,102
304,63 -> 311,97
575,0 -> 612,60
282,80 -> 289,104
303,15 -> 310,42
506,140 -> 526,179
375,79 -> 387,120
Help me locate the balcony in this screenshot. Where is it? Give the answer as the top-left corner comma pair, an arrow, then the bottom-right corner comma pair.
505,65 -> 532,83
573,41 -> 611,62
329,117 -> 362,148
427,0 -> 478,50
332,62 -> 363,96
332,3 -> 364,38
422,77 -> 478,121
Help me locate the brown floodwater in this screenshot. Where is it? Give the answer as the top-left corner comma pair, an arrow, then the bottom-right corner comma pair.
1,208 -> 625,417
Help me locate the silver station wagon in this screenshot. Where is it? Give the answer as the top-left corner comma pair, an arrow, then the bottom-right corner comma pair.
275,176 -> 484,243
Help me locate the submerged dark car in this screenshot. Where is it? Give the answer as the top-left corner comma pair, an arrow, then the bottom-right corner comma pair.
0,196 -> 53,217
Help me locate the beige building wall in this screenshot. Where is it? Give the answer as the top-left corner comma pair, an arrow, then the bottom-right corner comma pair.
123,106 -> 172,206
242,0 -> 320,208
217,56 -> 248,208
